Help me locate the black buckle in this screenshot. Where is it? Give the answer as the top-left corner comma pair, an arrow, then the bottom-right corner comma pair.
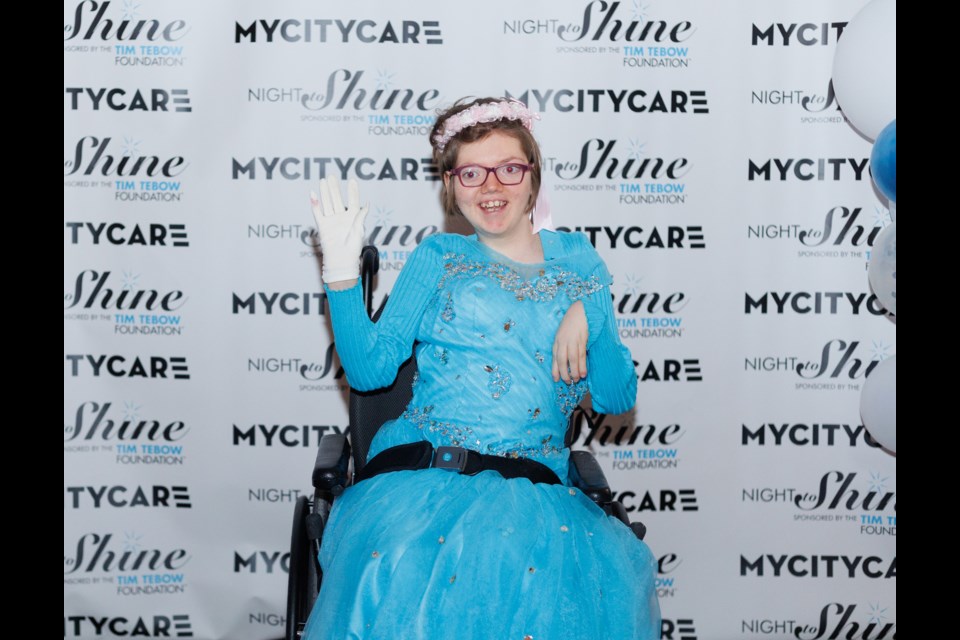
433,446 -> 469,472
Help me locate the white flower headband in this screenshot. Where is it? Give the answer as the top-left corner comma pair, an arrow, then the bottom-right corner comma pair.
433,99 -> 541,152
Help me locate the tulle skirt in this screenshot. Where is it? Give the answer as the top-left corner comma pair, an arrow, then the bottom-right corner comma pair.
302,467 -> 660,640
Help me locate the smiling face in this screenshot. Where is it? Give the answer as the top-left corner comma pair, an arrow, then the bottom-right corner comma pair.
443,130 -> 535,246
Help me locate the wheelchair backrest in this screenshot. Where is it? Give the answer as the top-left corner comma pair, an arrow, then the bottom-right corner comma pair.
346,246 -> 417,473
348,356 -> 417,474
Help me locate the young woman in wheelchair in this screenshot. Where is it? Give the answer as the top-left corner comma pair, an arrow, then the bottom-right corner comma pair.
304,97 -> 660,639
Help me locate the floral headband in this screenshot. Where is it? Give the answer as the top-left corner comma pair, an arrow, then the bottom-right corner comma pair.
432,99 -> 540,152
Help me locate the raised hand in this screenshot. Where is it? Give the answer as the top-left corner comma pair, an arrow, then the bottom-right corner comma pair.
309,176 -> 369,284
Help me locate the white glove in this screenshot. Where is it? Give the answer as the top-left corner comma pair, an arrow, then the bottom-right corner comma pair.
309,176 -> 369,283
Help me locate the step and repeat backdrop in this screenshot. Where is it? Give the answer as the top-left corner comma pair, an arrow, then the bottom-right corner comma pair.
64,1 -> 896,638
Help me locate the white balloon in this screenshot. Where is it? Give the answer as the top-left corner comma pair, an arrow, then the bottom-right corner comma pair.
832,0 -> 897,140
868,222 -> 896,315
860,356 -> 896,452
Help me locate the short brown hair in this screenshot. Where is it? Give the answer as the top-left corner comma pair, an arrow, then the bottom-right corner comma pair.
430,97 -> 542,217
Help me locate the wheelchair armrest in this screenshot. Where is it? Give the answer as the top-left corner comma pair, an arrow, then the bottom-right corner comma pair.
604,499 -> 630,527
601,500 -> 646,540
312,433 -> 351,495
568,450 -> 613,504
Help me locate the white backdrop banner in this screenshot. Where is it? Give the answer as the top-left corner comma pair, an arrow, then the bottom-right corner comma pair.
65,1 -> 896,639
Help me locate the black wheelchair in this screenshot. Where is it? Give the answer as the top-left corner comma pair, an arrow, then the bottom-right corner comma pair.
284,246 -> 646,640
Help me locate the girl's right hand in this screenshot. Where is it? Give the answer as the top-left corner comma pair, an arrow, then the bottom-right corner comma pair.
310,175 -> 369,284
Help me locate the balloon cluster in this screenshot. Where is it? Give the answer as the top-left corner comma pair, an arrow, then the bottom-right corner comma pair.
832,0 -> 896,453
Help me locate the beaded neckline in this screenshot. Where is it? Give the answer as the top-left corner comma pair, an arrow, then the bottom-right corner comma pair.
436,250 -> 603,303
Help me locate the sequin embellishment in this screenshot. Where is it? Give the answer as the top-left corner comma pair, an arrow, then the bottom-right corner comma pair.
401,405 -> 476,447
556,379 -> 588,418
484,434 -> 562,459
439,253 -> 603,302
484,364 -> 513,399
440,292 -> 456,322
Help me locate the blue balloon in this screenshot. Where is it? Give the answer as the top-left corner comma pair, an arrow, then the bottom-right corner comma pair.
871,120 -> 896,202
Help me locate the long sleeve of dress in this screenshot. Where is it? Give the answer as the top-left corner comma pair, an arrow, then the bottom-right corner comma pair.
578,244 -> 638,416
323,237 -> 444,391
